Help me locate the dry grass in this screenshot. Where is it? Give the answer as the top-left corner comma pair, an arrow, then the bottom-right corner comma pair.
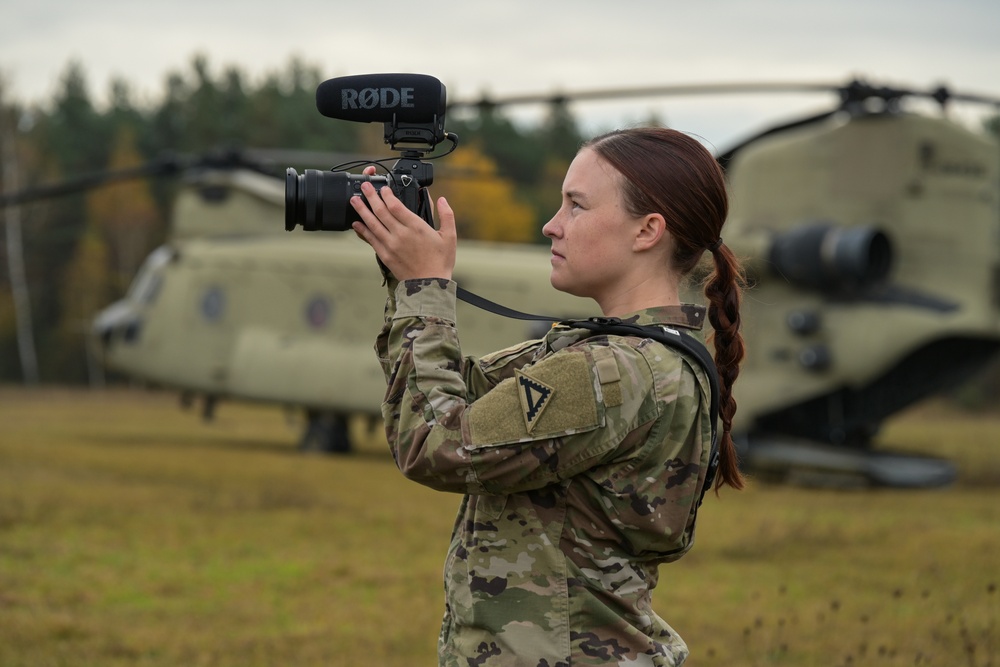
1,387 -> 998,666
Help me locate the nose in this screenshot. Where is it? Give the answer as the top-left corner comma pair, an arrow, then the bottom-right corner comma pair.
542,212 -> 561,239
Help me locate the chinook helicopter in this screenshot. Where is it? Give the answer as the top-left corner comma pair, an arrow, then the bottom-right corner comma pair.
6,77 -> 999,487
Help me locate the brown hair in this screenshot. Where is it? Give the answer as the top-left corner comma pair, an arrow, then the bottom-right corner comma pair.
585,127 -> 746,492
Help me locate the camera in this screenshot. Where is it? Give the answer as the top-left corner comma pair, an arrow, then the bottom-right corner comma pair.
284,162 -> 429,232
284,73 -> 455,232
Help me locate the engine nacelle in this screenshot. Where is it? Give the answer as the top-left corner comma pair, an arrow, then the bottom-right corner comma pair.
767,223 -> 893,293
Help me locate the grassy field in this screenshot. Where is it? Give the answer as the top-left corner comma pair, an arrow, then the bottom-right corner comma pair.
1,387 -> 997,666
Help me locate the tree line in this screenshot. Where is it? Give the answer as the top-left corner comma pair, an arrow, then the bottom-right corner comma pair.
2,56 -> 999,388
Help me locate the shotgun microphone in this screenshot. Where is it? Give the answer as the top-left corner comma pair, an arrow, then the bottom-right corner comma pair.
315,73 -> 446,124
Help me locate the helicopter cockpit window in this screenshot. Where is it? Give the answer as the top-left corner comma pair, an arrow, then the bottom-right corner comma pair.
127,245 -> 173,306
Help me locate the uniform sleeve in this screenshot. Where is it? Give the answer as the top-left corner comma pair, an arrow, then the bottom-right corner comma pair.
375,278 -> 536,404
376,278 -> 659,496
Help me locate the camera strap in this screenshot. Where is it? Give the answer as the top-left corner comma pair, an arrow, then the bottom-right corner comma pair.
456,285 -> 720,502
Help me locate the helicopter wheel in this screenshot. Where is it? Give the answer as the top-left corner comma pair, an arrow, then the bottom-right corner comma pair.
300,410 -> 352,454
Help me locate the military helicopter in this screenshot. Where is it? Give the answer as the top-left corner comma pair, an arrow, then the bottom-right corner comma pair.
5,77 -> 999,487
712,81 -> 1000,487
90,165 -> 593,452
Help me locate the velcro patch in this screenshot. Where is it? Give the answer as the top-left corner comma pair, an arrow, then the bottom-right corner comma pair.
466,350 -> 602,447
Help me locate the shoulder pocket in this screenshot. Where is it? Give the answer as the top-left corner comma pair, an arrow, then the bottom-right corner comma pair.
476,339 -> 541,373
466,349 -> 605,447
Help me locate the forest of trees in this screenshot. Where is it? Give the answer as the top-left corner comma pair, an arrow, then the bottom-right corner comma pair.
1,55 -> 999,387
0,55 -> 592,384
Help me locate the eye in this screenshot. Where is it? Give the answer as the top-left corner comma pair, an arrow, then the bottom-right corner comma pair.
562,191 -> 585,212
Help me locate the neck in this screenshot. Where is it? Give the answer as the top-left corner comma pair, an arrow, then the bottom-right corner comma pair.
597,275 -> 681,317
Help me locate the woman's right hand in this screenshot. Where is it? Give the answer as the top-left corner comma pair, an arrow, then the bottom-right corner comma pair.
350,166 -> 457,282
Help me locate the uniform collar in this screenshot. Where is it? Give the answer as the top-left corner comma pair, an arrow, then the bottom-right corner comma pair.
613,304 -> 707,331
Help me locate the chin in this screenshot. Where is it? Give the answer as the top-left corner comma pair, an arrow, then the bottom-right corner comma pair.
549,272 -> 568,294
550,275 -> 586,299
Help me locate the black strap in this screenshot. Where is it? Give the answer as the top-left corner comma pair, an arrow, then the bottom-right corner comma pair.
456,286 -> 720,501
456,286 -> 560,321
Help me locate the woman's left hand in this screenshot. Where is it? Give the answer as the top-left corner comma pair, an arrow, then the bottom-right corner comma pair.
350,175 -> 457,282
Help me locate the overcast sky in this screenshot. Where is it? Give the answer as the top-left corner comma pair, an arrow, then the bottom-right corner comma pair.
1,0 -> 998,149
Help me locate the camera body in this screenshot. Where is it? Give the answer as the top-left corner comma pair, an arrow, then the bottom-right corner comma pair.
284,74 -> 451,233
285,158 -> 432,232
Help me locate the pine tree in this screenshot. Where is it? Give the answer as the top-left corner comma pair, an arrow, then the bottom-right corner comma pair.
87,124 -> 164,296
54,225 -> 110,382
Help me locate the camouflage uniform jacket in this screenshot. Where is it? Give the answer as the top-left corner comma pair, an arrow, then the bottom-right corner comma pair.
376,277 -> 715,667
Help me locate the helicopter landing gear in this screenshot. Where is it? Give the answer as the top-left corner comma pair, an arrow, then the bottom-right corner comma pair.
739,435 -> 957,488
300,410 -> 352,454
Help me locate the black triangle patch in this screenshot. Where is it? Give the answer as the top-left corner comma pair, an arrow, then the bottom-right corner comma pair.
516,370 -> 554,433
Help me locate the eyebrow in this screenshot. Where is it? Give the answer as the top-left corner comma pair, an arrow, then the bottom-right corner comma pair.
564,189 -> 589,204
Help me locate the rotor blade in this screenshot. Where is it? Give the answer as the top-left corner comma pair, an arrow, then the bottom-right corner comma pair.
927,87 -> 1000,108
0,155 -> 189,208
449,81 -> 843,110
0,149 -> 279,209
241,148 -> 371,170
449,79 -> 1000,112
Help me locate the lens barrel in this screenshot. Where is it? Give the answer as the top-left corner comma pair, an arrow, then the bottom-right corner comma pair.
285,168 -> 390,232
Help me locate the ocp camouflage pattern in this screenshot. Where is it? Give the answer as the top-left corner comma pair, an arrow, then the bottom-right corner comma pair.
376,278 -> 715,667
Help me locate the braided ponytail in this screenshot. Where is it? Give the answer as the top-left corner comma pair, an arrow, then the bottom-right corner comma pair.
704,242 -> 746,491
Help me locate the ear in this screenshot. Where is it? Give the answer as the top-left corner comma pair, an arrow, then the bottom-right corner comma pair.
633,213 -> 667,253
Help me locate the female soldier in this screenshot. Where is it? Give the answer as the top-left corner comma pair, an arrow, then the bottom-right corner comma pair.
350,127 -> 745,667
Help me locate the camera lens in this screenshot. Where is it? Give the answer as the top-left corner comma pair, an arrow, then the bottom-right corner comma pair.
285,168 -> 391,232
284,168 -> 302,231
